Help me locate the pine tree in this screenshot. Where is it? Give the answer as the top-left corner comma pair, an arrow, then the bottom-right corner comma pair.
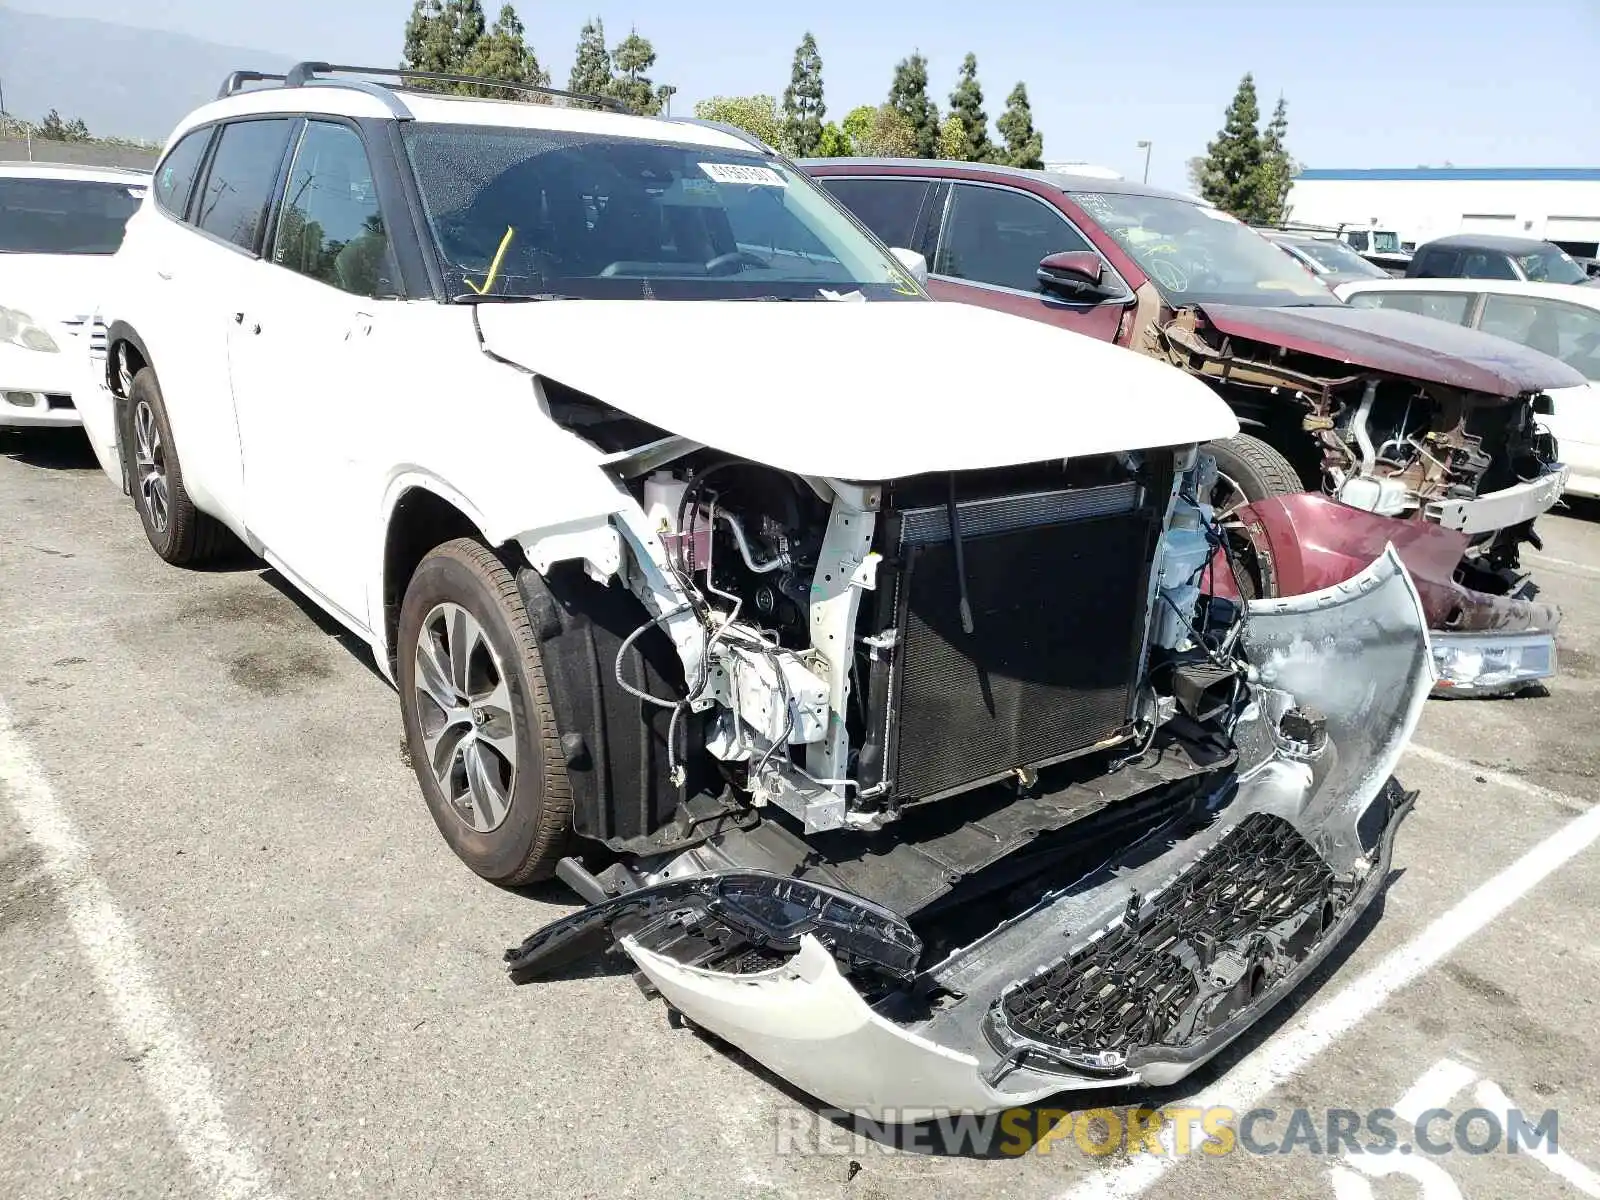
466,5 -> 550,99
887,52 -> 939,158
568,17 -> 611,100
402,0 -> 489,91
38,109 -> 68,139
1197,73 -> 1269,220
1257,94 -> 1295,224
607,29 -> 665,115
996,82 -> 1043,169
781,33 -> 826,157
947,53 -> 993,163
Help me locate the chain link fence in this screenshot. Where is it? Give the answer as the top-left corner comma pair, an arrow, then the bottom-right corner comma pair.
0,138 -> 159,172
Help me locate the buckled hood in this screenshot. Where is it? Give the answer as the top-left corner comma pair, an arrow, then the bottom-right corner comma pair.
476,299 -> 1239,478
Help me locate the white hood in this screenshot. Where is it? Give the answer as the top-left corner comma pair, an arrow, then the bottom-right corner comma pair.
476,300 -> 1238,478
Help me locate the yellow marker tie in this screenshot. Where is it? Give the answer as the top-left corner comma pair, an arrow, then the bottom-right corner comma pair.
465,226 -> 516,295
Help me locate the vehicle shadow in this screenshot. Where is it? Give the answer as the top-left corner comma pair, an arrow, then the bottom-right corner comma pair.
675,864 -> 1407,1161
1556,495 -> 1600,524
0,426 -> 99,470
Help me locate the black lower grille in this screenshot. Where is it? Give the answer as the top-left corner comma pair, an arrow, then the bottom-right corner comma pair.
994,813 -> 1338,1063
888,503 -> 1153,802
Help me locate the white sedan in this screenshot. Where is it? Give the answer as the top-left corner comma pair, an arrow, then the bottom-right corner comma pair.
0,161 -> 148,428
1335,276 -> 1600,498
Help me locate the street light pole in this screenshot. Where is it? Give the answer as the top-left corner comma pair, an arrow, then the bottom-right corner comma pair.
1136,140 -> 1152,184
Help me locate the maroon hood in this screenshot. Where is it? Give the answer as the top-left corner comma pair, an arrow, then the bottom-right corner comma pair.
1196,303 -> 1585,397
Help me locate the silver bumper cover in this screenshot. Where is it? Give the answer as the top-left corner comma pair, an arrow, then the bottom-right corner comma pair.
617,547 -> 1433,1120
1425,464 -> 1569,535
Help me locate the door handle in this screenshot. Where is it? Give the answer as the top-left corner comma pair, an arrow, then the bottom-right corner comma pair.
156,269 -> 174,281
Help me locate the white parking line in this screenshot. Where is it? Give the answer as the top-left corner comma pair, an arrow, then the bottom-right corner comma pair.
1475,1079 -> 1600,1198
0,698 -> 281,1200
1393,1058 -> 1479,1128
1058,754 -> 1600,1200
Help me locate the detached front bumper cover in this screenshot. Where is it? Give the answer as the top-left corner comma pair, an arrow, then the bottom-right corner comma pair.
508,548 -> 1433,1120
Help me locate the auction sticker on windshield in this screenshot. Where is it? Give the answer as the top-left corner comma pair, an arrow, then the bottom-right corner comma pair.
700,163 -> 787,187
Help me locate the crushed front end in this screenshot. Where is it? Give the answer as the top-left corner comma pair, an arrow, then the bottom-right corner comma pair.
1155,307 -> 1568,696
505,427 -> 1432,1118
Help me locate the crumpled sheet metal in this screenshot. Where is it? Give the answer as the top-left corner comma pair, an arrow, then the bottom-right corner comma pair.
620,547 -> 1433,1119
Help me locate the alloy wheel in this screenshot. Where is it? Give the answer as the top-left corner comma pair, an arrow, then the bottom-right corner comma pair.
133,400 -> 170,535
413,602 -> 518,834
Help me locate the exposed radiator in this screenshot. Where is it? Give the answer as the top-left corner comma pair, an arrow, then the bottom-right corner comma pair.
859,481 -> 1160,806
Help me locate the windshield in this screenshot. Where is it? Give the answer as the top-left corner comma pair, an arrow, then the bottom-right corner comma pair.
402,125 -> 923,301
1371,231 -> 1402,254
0,176 -> 145,254
1517,248 -> 1587,285
1293,238 -> 1390,277
1070,192 -> 1337,307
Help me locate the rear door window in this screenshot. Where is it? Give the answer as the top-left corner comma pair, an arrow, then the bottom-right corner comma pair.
934,183 -> 1092,293
816,177 -> 932,251
153,128 -> 211,220
1479,295 -> 1600,380
1346,289 -> 1474,324
194,118 -> 294,252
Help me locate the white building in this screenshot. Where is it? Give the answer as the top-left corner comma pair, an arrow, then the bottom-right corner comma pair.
1286,168 -> 1600,257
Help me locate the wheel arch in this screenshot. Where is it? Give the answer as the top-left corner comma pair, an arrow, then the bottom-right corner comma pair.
104,321 -> 156,497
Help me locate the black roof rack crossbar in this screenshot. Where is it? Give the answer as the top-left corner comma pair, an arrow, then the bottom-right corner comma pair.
217,70 -> 287,99
280,62 -> 633,114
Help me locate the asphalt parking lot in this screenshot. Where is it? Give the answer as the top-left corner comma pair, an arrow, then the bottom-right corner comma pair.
3,427 -> 1599,1200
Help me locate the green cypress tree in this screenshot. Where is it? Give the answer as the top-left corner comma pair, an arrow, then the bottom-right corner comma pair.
465,5 -> 550,98
1197,73 -> 1268,220
781,33 -> 826,157
947,53 -> 993,163
996,82 -> 1043,169
568,17 -> 612,100
607,29 -> 665,115
887,52 -> 939,158
1258,94 -> 1295,224
401,0 -> 488,91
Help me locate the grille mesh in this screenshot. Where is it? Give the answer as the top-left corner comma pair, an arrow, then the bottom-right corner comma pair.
890,508 -> 1152,802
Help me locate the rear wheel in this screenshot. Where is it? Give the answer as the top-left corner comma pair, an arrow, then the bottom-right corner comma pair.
397,538 -> 572,885
1205,433 -> 1303,600
128,368 -> 232,566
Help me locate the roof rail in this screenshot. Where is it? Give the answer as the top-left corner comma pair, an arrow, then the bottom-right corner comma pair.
217,70 -> 288,100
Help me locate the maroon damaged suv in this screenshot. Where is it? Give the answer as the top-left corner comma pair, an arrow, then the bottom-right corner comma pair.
804,158 -> 1585,696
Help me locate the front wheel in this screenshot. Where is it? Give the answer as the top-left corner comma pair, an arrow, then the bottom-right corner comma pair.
1205,433 -> 1303,601
396,538 -> 572,885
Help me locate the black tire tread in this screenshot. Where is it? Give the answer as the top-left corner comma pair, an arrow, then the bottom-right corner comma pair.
416,537 -> 572,885
1207,432 -> 1302,500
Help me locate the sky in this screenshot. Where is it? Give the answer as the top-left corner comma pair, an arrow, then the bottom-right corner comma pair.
10,0 -> 1599,189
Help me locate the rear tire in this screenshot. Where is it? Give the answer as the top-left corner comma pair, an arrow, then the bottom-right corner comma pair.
397,538 -> 572,885
128,368 -> 231,566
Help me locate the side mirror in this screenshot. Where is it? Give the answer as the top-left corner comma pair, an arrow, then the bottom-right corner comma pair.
1038,251 -> 1109,298
890,247 -> 929,285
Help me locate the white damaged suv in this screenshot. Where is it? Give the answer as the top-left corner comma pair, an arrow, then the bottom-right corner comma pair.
89,64 -> 1434,1118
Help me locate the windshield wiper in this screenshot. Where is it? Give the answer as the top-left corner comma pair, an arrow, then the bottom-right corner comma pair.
451,292 -> 583,304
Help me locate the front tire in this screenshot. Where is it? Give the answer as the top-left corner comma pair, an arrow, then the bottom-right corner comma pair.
128,368 -> 231,565
1205,433 -> 1303,601
397,538 -> 572,885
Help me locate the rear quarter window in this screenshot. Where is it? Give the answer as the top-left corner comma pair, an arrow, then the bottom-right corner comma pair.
193,119 -> 294,252
153,128 -> 212,219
